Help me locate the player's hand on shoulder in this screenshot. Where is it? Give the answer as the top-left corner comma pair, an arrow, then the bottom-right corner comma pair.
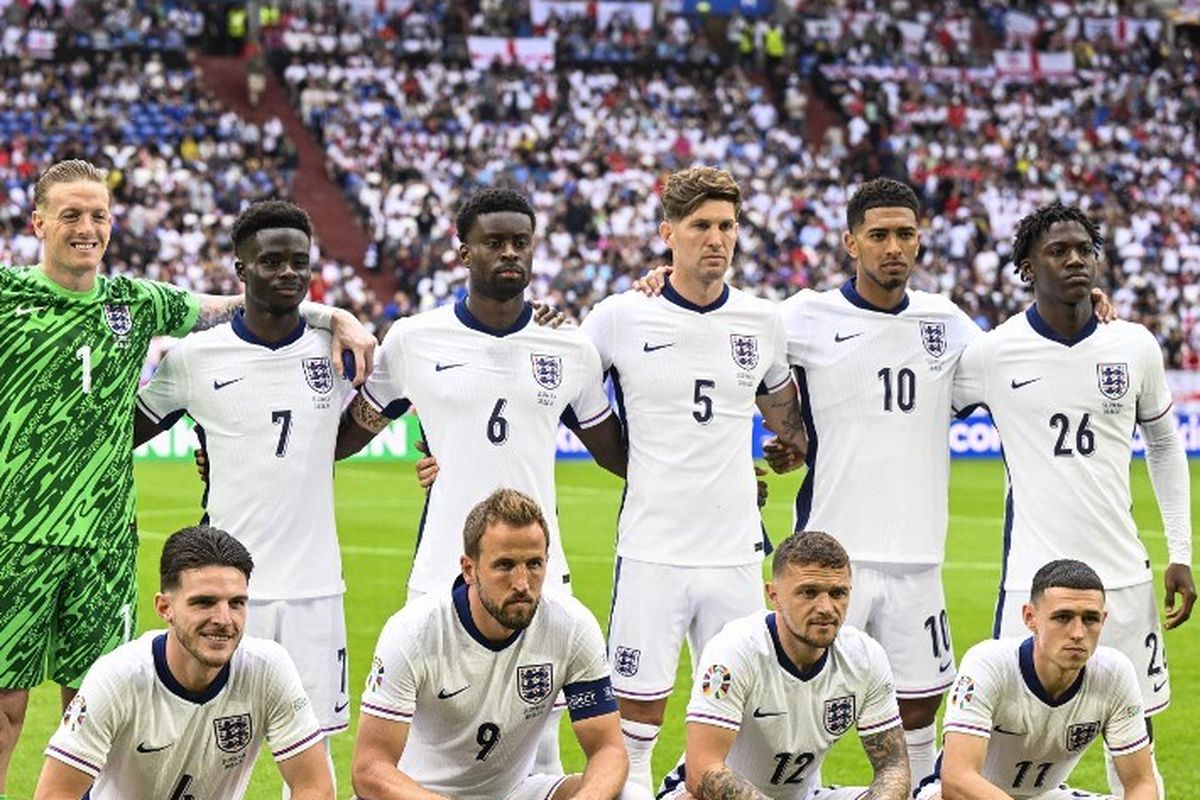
330,308 -> 377,386
414,439 -> 439,491
531,300 -> 572,328
1164,563 -> 1196,629
762,437 -> 804,474
1091,287 -> 1117,324
630,265 -> 672,296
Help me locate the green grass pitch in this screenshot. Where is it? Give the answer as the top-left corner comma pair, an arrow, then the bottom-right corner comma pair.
10,458 -> 1198,798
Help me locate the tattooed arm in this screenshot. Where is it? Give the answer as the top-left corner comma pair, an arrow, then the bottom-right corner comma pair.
860,725 -> 911,800
685,723 -> 769,800
336,393 -> 395,460
755,380 -> 807,457
191,292 -> 243,331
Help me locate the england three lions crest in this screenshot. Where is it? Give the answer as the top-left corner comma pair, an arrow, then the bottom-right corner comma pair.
822,695 -> 856,736
517,663 -> 554,704
920,321 -> 947,358
1097,363 -> 1129,400
103,304 -> 132,337
302,357 -> 334,394
531,353 -> 562,390
730,334 -> 759,371
213,713 -> 253,753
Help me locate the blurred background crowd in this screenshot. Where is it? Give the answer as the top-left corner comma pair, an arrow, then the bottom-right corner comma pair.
2,0 -> 1197,367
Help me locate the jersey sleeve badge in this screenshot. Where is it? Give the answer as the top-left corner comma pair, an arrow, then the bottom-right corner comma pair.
62,694 -> 88,731
701,664 -> 732,698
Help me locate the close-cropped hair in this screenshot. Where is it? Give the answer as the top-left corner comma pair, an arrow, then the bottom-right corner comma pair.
455,187 -> 536,242
772,530 -> 851,575
34,159 -> 109,208
160,525 -> 255,591
230,200 -> 314,256
462,488 -> 550,559
1030,559 -> 1105,602
660,166 -> 741,222
845,178 -> 920,231
1010,202 -> 1104,274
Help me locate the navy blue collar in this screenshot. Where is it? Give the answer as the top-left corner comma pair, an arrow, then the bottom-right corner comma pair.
454,297 -> 532,337
153,632 -> 232,705
1018,636 -> 1086,707
231,309 -> 306,350
662,275 -> 729,314
840,277 -> 910,314
452,577 -> 524,652
766,613 -> 829,681
1025,304 -> 1097,347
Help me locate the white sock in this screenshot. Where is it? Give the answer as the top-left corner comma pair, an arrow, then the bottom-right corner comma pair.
619,779 -> 657,800
534,707 -> 564,774
904,724 -> 937,788
281,739 -> 335,799
621,719 -> 660,793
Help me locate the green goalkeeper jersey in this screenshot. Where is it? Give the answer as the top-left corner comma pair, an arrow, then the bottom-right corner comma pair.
0,265 -> 199,549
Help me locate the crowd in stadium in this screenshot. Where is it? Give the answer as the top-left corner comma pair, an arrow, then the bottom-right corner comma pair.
0,0 -> 1195,366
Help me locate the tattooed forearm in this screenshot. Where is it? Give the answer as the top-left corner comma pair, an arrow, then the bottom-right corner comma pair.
696,766 -> 770,800
192,293 -> 244,331
757,386 -> 808,452
861,726 -> 911,800
349,394 -> 392,433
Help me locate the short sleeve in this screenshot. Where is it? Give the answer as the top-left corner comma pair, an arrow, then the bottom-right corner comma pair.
761,307 -> 792,394
44,665 -> 122,778
778,292 -> 809,368
579,298 -> 616,372
567,338 -> 613,429
685,630 -> 755,733
263,645 -> 324,761
561,600 -> 618,721
137,278 -> 200,337
360,322 -> 410,419
855,638 -> 902,736
136,342 -> 190,427
950,304 -> 984,355
1135,329 -> 1173,424
1102,655 -> 1150,757
952,336 -> 988,415
941,647 -> 998,740
360,613 -> 421,724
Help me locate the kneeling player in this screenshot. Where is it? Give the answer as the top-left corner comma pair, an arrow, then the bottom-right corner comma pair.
352,488 -> 651,800
916,559 -> 1155,800
34,526 -> 332,800
659,530 -> 910,800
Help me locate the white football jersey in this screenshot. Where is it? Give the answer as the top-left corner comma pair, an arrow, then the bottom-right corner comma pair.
942,637 -> 1148,798
362,300 -> 612,595
671,612 -> 900,799
952,309 -> 1174,590
137,314 -> 353,600
581,282 -> 791,566
361,580 -> 618,800
779,281 -> 980,564
45,631 -> 323,800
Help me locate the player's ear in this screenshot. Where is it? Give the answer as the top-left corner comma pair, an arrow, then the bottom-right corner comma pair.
233,260 -> 245,281
764,581 -> 778,610
659,219 -> 673,249
1021,602 -> 1036,632
841,229 -> 858,259
1017,260 -> 1033,283
31,207 -> 46,240
458,243 -> 470,264
460,555 -> 476,585
153,592 -> 172,623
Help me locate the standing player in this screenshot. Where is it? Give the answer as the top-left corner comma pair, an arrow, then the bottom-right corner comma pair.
580,166 -> 806,790
951,203 -> 1194,795
351,488 -> 651,800
0,160 -> 371,797
917,559 -> 1156,800
658,530 -> 910,800
769,179 -> 981,785
33,525 -> 333,800
134,201 -> 355,786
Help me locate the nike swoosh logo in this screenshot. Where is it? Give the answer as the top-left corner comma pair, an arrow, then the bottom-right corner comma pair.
1153,680 -> 1167,693
834,332 -> 864,343
992,725 -> 1025,736
136,741 -> 174,753
437,685 -> 469,699
1010,377 -> 1041,389
753,707 -> 786,718
334,701 -> 349,713
435,362 -> 467,372
213,377 -> 245,390
643,342 -> 674,352
938,659 -> 954,673
14,306 -> 45,315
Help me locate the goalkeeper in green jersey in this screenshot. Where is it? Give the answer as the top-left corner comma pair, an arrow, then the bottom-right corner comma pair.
0,159 -> 376,797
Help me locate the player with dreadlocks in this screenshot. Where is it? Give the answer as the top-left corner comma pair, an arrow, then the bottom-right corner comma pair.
952,201 -> 1194,798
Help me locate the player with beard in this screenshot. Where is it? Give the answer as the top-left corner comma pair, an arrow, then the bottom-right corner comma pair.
352,489 -> 651,800
34,525 -> 332,799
